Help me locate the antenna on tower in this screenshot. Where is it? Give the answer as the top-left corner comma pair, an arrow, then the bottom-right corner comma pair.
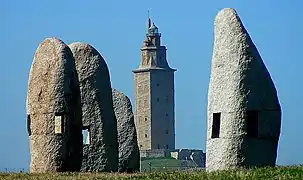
147,10 -> 151,29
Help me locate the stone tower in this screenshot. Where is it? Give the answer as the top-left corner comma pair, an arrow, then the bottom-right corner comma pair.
133,17 -> 176,151
206,8 -> 281,171
27,38 -> 82,172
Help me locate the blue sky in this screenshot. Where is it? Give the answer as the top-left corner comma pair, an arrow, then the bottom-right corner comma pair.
1,0 -> 302,170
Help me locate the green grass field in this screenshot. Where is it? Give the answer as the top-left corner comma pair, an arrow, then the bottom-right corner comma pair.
140,157 -> 198,172
1,166 -> 303,180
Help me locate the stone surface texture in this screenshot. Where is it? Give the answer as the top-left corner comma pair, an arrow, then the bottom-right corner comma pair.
27,38 -> 82,172
206,8 -> 281,171
69,42 -> 118,172
112,88 -> 140,172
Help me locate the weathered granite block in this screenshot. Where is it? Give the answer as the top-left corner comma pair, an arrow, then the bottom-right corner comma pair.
69,42 -> 118,172
206,8 -> 281,171
112,88 -> 140,173
27,37 -> 82,172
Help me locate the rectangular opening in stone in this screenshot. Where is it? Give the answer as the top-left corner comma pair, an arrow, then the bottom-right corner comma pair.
27,114 -> 31,136
211,113 -> 221,138
247,110 -> 258,138
54,115 -> 64,134
82,126 -> 90,145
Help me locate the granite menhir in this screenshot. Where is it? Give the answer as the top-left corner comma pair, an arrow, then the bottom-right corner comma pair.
27,38 -> 82,172
112,88 -> 140,173
69,42 -> 118,172
206,8 -> 281,171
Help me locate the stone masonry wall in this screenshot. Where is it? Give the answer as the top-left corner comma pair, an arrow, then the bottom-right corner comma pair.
134,71 -> 151,150
150,69 -> 175,150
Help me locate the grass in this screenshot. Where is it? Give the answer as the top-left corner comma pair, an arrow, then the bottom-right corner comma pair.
1,166 -> 303,180
140,157 -> 198,172
141,157 -> 180,167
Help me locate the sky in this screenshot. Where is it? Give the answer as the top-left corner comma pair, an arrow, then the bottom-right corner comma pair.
1,0 -> 302,171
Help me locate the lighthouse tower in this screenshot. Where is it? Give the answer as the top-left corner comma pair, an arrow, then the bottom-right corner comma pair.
133,17 -> 176,151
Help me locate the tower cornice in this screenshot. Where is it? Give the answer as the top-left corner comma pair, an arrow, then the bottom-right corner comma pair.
140,46 -> 166,51
132,67 -> 176,73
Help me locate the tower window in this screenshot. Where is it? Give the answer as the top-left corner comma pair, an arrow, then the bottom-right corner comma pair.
82,126 -> 90,145
54,113 -> 64,134
145,117 -> 147,121
211,113 -> 221,138
246,111 -> 258,138
157,144 -> 160,149
157,98 -> 160,102
145,134 -> 148,138
157,83 -> 160,87
27,114 -> 31,136
166,113 -> 168,117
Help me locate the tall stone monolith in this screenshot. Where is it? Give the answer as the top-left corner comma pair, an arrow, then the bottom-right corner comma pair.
206,8 -> 281,171
69,42 -> 118,172
27,38 -> 82,172
112,88 -> 140,173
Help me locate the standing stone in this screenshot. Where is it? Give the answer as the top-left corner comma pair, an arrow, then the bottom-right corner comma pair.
112,88 -> 140,173
206,8 -> 281,171
27,38 -> 82,172
69,42 -> 118,172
